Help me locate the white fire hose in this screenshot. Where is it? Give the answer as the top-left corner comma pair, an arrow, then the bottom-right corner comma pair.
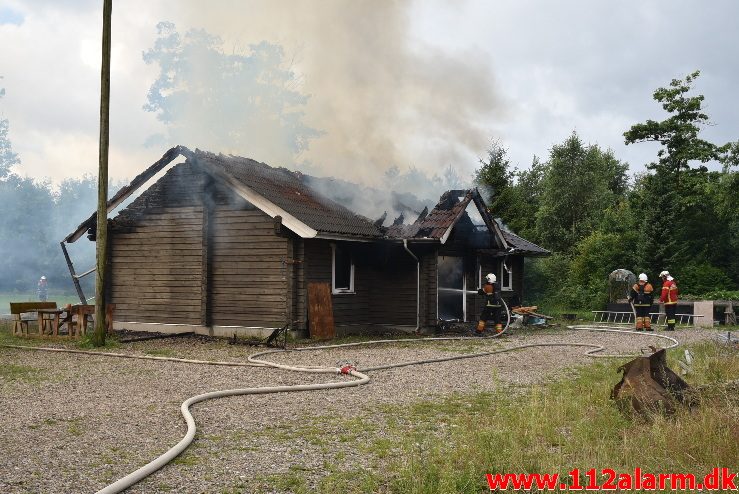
2,313 -> 680,493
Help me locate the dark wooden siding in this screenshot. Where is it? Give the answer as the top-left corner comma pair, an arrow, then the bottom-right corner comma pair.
368,247 -> 416,325
512,256 -> 524,300
209,207 -> 288,328
110,206 -> 203,324
293,238 -> 307,330
109,163 -> 290,328
304,240 -> 370,325
109,163 -> 206,324
303,240 -> 416,326
420,250 -> 437,326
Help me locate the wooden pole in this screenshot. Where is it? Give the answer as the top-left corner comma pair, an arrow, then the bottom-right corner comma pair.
93,0 -> 112,346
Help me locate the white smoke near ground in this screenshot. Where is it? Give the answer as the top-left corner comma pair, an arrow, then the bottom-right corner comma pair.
153,0 -> 501,219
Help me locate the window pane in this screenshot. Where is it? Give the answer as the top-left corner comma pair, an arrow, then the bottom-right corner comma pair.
502,262 -> 512,288
334,246 -> 352,289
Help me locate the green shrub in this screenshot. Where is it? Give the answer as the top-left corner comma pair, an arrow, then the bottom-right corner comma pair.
678,262 -> 736,295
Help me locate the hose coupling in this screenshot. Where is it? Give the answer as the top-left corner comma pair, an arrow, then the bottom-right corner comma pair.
337,361 -> 357,375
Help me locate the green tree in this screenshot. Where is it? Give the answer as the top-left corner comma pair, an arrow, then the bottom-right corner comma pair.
625,72 -> 738,290
474,140 -> 514,219
0,80 -> 20,179
501,155 -> 547,241
534,132 -> 621,253
569,231 -> 639,308
0,175 -> 57,291
143,22 -> 321,161
474,142 -> 547,240
714,166 -> 739,284
624,70 -> 718,188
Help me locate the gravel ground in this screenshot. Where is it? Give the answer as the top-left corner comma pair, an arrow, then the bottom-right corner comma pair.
0,326 -> 721,493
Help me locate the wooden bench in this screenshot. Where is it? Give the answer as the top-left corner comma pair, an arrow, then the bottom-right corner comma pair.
10,302 -> 58,336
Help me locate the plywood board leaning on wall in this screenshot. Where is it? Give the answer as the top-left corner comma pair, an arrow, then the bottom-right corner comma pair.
308,282 -> 335,339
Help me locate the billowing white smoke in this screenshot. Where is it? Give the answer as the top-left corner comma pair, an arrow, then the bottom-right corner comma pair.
157,0 -> 500,190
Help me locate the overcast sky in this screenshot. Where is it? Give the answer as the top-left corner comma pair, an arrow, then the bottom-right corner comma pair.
1,0 -> 737,187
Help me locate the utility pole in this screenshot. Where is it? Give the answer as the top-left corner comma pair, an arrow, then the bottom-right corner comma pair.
93,0 -> 112,346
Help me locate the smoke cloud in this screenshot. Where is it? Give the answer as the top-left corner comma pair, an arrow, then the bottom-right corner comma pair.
173,0 -> 502,186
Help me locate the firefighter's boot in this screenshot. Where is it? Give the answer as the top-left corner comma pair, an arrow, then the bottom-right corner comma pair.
495,323 -> 503,334
475,320 -> 485,335
666,317 -> 676,331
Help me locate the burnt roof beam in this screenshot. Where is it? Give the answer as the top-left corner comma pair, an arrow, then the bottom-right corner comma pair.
64,145 -> 190,243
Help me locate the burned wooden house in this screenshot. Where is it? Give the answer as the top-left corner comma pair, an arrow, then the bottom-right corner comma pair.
63,147 -> 548,336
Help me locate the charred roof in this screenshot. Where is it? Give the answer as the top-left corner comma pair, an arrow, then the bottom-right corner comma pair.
191,150 -> 383,239
63,146 -> 548,256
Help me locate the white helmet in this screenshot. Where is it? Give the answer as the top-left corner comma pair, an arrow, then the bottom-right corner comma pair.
485,273 -> 496,283
638,273 -> 648,282
659,270 -> 669,278
40,276 -> 46,280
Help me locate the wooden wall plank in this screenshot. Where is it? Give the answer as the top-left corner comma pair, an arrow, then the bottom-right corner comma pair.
109,169 -> 205,325
209,205 -> 288,327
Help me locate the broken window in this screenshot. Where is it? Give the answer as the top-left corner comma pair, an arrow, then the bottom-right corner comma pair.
332,244 -> 354,294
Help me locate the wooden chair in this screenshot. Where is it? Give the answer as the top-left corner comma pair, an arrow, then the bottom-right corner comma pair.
63,304 -> 116,337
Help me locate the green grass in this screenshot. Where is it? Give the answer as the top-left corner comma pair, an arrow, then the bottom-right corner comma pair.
0,362 -> 45,383
171,454 -> 200,466
262,471 -> 311,493
308,341 -> 738,493
0,316 -> 121,349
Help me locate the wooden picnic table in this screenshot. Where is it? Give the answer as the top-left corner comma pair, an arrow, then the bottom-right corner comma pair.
37,308 -> 64,336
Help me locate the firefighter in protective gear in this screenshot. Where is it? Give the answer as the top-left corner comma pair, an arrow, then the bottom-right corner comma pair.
659,270 -> 679,331
37,276 -> 48,302
628,273 -> 654,331
476,273 -> 503,335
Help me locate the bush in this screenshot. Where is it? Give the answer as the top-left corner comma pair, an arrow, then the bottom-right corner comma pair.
681,290 -> 739,301
678,262 -> 736,295
523,254 -> 571,305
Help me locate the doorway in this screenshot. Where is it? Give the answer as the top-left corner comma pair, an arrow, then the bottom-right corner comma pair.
438,256 -> 466,321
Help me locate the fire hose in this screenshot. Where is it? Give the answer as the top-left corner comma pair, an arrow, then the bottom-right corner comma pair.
2,315 -> 680,493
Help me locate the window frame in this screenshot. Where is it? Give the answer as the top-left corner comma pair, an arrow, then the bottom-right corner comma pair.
500,259 -> 513,291
331,243 -> 355,295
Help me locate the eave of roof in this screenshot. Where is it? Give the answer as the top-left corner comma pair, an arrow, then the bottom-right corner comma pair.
500,230 -> 550,256
64,146 -> 188,243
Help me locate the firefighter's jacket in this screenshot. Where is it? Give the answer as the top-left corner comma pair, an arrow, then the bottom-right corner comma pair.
478,282 -> 502,308
660,278 -> 679,305
629,282 -> 654,307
